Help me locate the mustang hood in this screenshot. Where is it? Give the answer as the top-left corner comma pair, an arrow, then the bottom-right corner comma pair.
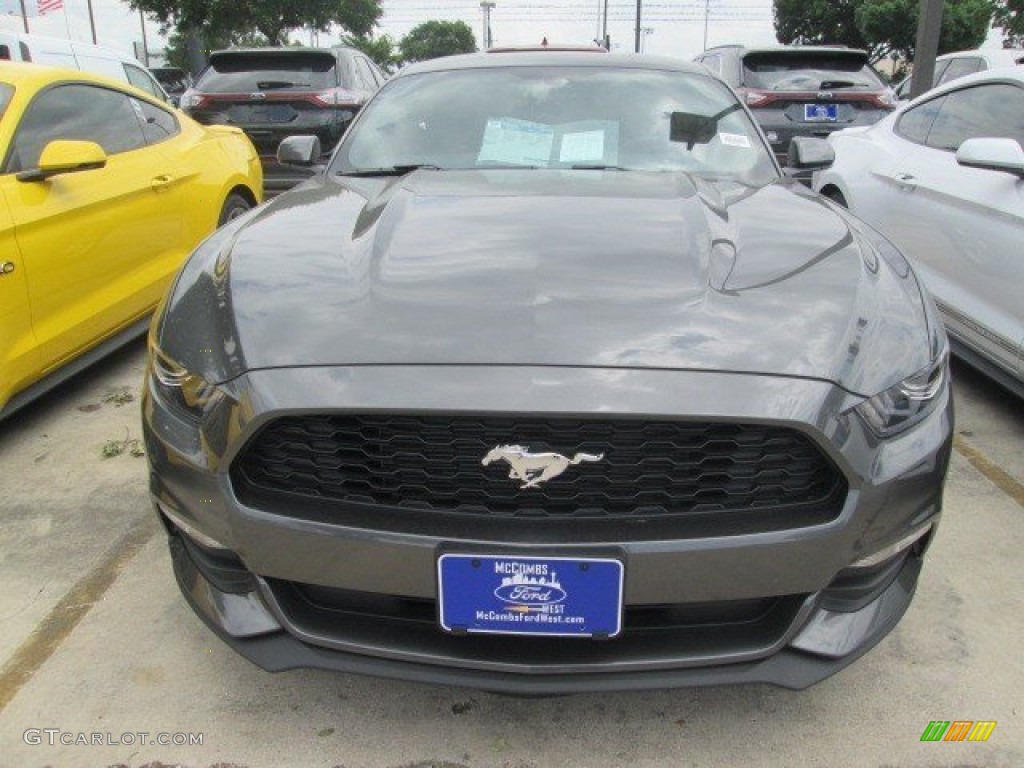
161,170 -> 932,396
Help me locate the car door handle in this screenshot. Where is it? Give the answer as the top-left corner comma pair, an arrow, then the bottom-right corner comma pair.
0,261 -> 14,275
151,174 -> 176,190
892,172 -> 917,190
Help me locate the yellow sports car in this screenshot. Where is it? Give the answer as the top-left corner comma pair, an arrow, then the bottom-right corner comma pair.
0,62 -> 262,419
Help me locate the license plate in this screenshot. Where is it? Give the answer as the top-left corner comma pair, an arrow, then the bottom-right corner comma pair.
804,104 -> 839,122
437,554 -> 624,638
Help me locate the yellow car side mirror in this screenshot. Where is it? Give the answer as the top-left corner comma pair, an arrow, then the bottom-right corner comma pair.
17,140 -> 108,182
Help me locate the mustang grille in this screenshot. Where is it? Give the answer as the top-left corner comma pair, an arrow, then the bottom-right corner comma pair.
231,414 -> 846,521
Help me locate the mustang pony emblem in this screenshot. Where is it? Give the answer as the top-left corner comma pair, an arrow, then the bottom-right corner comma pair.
481,445 -> 605,489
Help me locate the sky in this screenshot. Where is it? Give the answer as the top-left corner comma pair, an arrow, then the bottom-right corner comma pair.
0,0 -> 1008,66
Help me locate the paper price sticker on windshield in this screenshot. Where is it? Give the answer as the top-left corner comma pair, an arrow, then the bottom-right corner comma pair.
559,130 -> 605,163
478,118 -> 554,166
719,132 -> 752,149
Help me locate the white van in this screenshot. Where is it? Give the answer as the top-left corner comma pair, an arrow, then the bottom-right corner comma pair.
0,31 -> 170,102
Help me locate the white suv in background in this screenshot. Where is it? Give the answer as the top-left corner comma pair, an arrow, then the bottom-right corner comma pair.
895,48 -> 1024,99
0,31 -> 169,102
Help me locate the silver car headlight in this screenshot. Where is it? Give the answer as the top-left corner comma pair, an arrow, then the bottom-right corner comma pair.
149,339 -> 224,420
855,351 -> 948,437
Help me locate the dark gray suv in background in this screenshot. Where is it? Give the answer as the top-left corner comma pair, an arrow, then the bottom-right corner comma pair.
696,45 -> 897,164
180,46 -> 384,192
145,52 -> 952,694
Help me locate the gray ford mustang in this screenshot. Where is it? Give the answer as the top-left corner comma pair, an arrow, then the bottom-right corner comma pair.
143,53 -> 953,693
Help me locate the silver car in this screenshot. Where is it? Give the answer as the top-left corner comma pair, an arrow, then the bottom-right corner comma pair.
144,53 -> 953,693
816,68 -> 1024,396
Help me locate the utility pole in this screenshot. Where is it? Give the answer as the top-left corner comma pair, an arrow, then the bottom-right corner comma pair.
602,0 -> 609,44
703,0 -> 711,51
634,0 -> 642,53
18,0 -> 28,33
87,0 -> 97,43
139,10 -> 149,65
910,0 -> 943,99
480,2 -> 495,50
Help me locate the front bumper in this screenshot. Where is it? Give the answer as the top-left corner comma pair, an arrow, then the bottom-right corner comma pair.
144,364 -> 952,692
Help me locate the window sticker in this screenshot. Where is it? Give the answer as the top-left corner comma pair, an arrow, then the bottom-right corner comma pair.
719,132 -> 752,149
478,117 -> 554,166
558,130 -> 605,163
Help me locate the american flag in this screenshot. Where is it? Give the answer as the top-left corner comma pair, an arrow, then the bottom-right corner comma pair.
37,0 -> 64,14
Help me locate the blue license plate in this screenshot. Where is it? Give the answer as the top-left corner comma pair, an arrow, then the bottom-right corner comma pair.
804,103 -> 839,122
437,554 -> 624,638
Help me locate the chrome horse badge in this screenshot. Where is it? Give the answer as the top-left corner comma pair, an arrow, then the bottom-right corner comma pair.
481,445 -> 605,489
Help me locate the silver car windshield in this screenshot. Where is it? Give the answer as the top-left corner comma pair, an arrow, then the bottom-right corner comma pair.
332,66 -> 778,184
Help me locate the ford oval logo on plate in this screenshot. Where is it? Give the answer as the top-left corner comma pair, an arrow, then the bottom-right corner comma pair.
494,573 -> 567,606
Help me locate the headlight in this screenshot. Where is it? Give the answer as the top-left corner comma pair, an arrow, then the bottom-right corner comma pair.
149,340 -> 224,420
855,351 -> 948,437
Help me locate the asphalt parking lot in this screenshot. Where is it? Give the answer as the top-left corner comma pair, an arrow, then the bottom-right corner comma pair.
0,340 -> 1021,768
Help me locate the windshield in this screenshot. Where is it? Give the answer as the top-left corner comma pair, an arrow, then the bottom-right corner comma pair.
196,53 -> 338,92
742,52 -> 884,91
332,66 -> 777,184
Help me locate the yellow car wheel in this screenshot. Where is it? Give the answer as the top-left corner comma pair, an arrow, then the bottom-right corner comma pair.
218,193 -> 252,226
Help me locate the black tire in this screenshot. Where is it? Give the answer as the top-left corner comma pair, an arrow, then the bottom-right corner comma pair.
822,188 -> 848,209
217,192 -> 251,226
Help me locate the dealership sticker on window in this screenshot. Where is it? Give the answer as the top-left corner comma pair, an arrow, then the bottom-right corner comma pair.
559,130 -> 606,163
719,132 -> 752,148
478,117 -> 554,166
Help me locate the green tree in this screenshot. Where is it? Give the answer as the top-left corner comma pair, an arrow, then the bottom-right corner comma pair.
341,33 -> 400,72
130,0 -> 382,47
399,20 -> 477,63
774,0 -> 875,57
992,0 -> 1024,47
774,0 -> 992,64
857,0 -> 992,62
162,28 -> 272,69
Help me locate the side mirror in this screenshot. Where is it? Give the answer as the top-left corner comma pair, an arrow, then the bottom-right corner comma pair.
787,136 -> 835,171
277,135 -> 322,167
956,137 -> 1024,178
17,140 -> 107,182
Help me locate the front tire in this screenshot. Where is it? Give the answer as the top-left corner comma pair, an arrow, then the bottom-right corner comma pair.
217,193 -> 251,227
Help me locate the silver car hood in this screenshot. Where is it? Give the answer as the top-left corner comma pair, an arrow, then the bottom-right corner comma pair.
162,170 -> 931,396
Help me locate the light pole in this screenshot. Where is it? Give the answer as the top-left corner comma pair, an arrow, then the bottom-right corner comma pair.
634,0 -> 642,53
641,27 -> 654,53
480,2 -> 496,50
703,0 -> 711,51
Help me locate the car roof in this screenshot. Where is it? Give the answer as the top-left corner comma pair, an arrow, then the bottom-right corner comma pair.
938,48 -> 1024,64
705,44 -> 869,57
487,44 -> 608,53
901,64 -> 1024,108
398,52 -> 707,78
209,47 -> 355,61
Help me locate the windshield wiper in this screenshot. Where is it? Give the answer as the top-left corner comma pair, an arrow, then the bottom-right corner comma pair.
570,164 -> 630,171
338,164 -> 443,177
818,80 -> 862,89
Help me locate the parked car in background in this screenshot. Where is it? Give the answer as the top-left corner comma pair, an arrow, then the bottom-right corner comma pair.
180,47 -> 384,192
696,44 -> 897,164
145,52 -> 953,694
895,48 -> 1024,99
151,66 -> 193,106
0,30 -> 170,103
0,62 -> 263,420
815,68 -> 1024,397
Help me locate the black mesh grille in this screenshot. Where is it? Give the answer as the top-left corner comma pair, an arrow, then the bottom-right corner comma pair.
232,413 -> 846,521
